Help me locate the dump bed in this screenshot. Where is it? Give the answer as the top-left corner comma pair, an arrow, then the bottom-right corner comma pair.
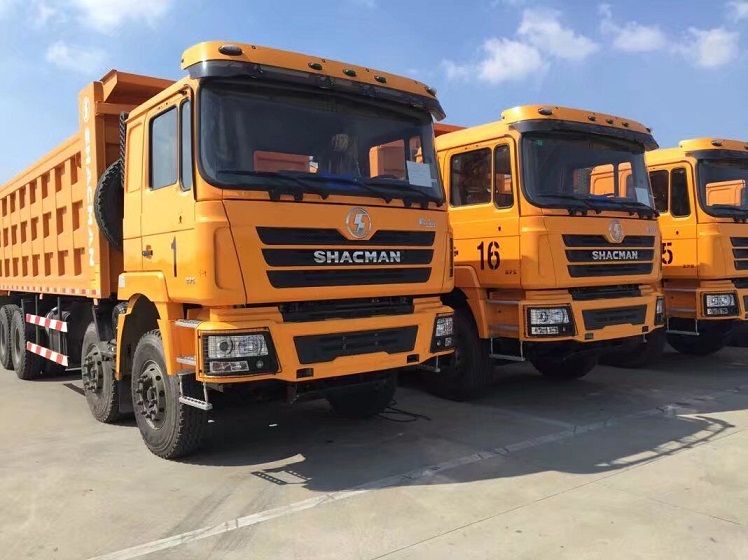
0,71 -> 173,298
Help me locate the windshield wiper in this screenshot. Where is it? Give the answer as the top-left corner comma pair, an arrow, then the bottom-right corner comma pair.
709,204 -> 748,223
215,169 -> 331,201
536,194 -> 600,216
364,177 -> 444,207
605,198 -> 659,219
267,170 -> 397,204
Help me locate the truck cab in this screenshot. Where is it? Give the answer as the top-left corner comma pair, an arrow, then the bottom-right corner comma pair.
432,105 -> 664,398
647,138 -> 748,355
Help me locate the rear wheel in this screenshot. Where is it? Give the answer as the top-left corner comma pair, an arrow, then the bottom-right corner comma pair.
82,322 -> 122,423
423,307 -> 491,401
0,304 -> 18,370
10,309 -> 42,380
531,354 -> 598,381
326,373 -> 397,418
667,332 -> 726,356
601,328 -> 666,369
132,330 -> 207,459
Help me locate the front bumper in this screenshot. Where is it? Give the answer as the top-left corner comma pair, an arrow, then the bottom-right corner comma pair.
180,298 -> 453,384
664,282 -> 748,322
515,290 -> 663,343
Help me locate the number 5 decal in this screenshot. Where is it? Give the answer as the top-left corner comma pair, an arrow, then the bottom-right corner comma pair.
477,240 -> 501,270
662,241 -> 673,265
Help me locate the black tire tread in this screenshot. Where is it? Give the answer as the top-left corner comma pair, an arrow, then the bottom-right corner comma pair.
601,328 -> 666,369
0,304 -> 18,370
95,161 -> 124,251
133,330 -> 206,459
83,322 -> 122,423
11,309 -> 42,380
667,332 -> 726,356
531,354 -> 598,381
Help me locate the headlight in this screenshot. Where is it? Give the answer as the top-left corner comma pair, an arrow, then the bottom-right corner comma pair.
705,294 -> 735,308
528,307 -> 570,325
204,332 -> 277,376
703,293 -> 739,317
431,315 -> 456,352
526,306 -> 575,337
655,296 -> 666,325
435,316 -> 454,337
207,334 -> 269,359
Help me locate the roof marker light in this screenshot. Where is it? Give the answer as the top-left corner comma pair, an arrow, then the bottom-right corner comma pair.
218,45 -> 243,56
425,85 -> 437,96
343,69 -> 357,77
711,140 -> 723,147
308,62 -> 323,71
375,75 -> 387,83
588,115 -> 597,122
538,107 -> 553,116
622,121 -> 630,127
606,118 -> 614,124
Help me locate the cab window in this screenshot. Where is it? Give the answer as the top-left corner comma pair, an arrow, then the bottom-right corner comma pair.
450,149 -> 491,207
649,170 -> 669,213
150,107 -> 178,190
671,167 -> 690,217
494,145 -> 514,209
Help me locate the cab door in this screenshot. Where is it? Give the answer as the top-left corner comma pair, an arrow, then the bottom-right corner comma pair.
447,139 -> 520,289
649,164 -> 697,278
140,92 -> 198,300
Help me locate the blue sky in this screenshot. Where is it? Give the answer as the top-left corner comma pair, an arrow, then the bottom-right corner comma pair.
1,0 -> 747,180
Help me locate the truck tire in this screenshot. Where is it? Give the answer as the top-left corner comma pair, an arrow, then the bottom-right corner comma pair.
423,307 -> 491,401
0,304 -> 18,370
132,330 -> 207,459
667,332 -> 725,356
95,161 -> 124,251
531,354 -> 597,381
10,309 -> 42,380
601,328 -> 666,369
326,373 -> 396,418
82,322 -> 122,423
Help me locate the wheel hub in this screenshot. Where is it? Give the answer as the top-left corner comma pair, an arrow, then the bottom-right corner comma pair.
81,347 -> 104,393
135,360 -> 166,429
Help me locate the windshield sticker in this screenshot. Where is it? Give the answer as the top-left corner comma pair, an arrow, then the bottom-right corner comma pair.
406,161 -> 433,188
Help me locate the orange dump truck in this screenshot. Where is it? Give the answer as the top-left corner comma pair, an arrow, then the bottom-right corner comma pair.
647,138 -> 748,354
0,41 -> 455,458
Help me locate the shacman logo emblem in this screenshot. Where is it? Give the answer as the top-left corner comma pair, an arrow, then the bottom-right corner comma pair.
608,219 -> 624,244
345,207 -> 372,239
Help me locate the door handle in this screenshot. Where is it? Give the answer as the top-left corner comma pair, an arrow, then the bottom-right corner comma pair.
142,249 -> 153,257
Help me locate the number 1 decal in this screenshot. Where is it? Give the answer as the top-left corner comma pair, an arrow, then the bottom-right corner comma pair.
171,237 -> 177,277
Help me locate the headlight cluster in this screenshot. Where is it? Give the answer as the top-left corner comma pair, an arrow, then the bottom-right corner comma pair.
655,296 -> 665,325
431,315 -> 455,352
204,332 -> 278,376
703,293 -> 738,316
526,306 -> 575,337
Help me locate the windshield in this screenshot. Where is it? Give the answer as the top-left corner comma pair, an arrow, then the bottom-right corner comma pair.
198,80 -> 443,204
521,132 -> 655,214
697,158 -> 748,217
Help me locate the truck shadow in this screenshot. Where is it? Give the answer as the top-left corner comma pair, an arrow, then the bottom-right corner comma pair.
178,346 -> 746,496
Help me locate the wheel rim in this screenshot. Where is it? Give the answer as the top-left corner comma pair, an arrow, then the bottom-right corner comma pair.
135,359 -> 167,430
81,345 -> 104,394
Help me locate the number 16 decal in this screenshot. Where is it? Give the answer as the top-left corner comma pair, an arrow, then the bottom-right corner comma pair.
477,240 -> 501,270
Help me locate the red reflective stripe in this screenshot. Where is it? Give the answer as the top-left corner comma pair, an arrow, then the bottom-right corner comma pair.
25,342 -> 68,366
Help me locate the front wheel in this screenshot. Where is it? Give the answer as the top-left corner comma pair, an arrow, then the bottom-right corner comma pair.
531,354 -> 598,381
131,330 -> 207,459
326,373 -> 396,419
423,307 -> 491,401
82,322 -> 122,423
667,332 -> 726,356
601,328 -> 666,369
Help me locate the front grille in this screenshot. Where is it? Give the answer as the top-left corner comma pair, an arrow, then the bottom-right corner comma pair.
734,278 -> 748,289
731,237 -> 748,247
262,248 -> 433,267
563,234 -> 655,278
563,235 -> 655,248
732,238 -> 748,270
569,263 -> 653,278
280,297 -> 414,322
258,227 -> 435,246
582,305 -> 647,331
294,326 -> 418,364
744,295 -> 748,313
569,285 -> 642,301
267,268 -> 431,288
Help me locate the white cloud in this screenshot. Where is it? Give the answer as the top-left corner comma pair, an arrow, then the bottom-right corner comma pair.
32,1 -> 59,27
600,4 -> 667,53
728,1 -> 748,20
45,41 -> 106,74
67,0 -> 173,31
678,27 -> 740,68
518,8 -> 598,61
